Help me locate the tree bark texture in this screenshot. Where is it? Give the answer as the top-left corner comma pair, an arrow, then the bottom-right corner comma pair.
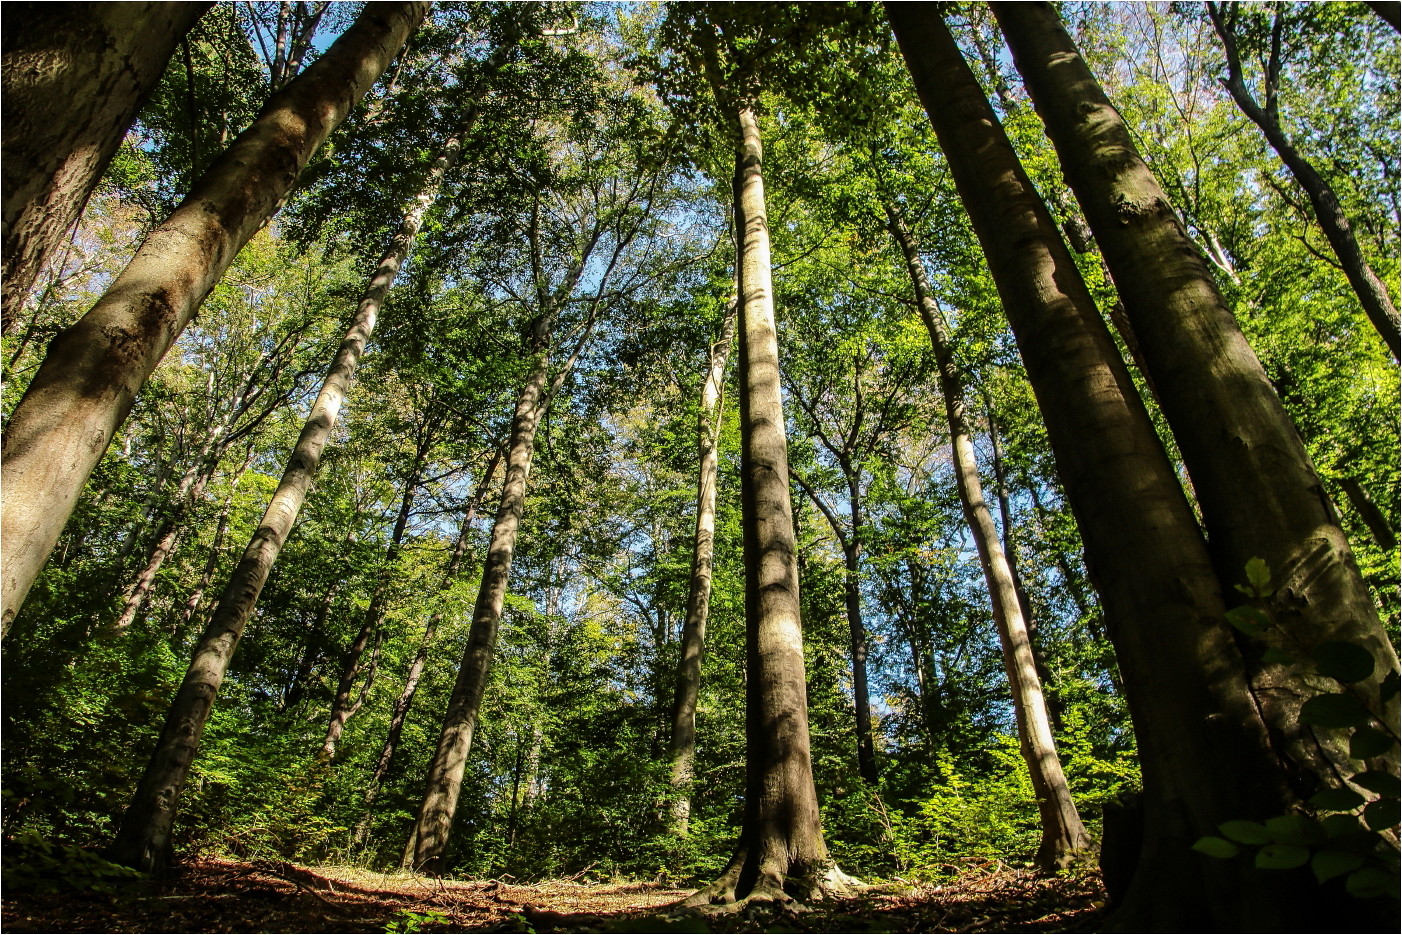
886,202 -> 1090,871
667,300 -> 735,833
886,5 -> 1297,929
685,103 -> 849,909
1206,3 -> 1400,358
1,2 -> 211,331
410,341 -> 552,874
105,100 -> 450,874
995,0 -> 1400,809
0,1 -> 429,638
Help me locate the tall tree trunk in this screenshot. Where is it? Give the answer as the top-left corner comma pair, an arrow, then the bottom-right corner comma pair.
1,2 -> 211,331
995,0 -> 1400,825
0,1 -> 429,637
886,202 -> 1090,872
357,449 -> 502,847
1206,2 -> 1400,358
667,300 -> 735,833
684,102 -> 852,909
319,444 -> 428,762
105,99 -> 453,874
886,5 -> 1295,929
410,331 -> 554,875
1337,475 -> 1398,552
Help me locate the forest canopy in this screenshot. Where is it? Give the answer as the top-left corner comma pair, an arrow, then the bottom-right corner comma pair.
1,2 -> 1398,932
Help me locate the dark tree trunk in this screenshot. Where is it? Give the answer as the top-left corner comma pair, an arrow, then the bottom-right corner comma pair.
2,2 -> 211,330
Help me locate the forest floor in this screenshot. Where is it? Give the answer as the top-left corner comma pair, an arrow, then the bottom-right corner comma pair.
2,855 -> 1107,933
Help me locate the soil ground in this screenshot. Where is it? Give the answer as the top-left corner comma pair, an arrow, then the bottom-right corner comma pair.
2,856 -> 1107,933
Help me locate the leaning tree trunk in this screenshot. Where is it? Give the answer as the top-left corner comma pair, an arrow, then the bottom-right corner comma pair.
105,100 -> 454,875
1205,3 -> 1400,359
0,2 -> 428,638
667,300 -> 735,833
886,5 -> 1296,929
409,329 -> 554,875
886,201 -> 1090,871
684,101 -> 853,910
995,0 -> 1400,815
1,2 -> 211,331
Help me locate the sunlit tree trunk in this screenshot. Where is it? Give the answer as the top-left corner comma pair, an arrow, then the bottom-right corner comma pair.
106,97 -> 453,874
996,0 -> 1399,822
667,300 -> 734,833
1,2 -> 429,638
2,2 -> 211,331
684,101 -> 852,909
886,201 -> 1090,871
887,4 -> 1293,928
1206,2 -> 1400,359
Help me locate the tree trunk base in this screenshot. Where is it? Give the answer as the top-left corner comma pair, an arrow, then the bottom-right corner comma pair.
681,851 -> 861,914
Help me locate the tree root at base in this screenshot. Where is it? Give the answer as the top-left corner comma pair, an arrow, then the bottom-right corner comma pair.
680,860 -> 862,916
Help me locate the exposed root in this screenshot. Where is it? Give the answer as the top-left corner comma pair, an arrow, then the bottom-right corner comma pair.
679,859 -> 863,917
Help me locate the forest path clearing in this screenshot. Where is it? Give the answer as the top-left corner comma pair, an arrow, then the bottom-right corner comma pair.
2,856 -> 1105,933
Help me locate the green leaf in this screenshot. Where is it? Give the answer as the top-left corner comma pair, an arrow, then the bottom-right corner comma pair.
1346,866 -> 1399,899
1363,798 -> 1400,832
1298,692 -> 1370,728
1192,836 -> 1240,859
1310,787 -> 1365,812
1245,556 -> 1271,593
1260,646 -> 1296,666
1255,843 -> 1310,869
1349,726 -> 1394,760
1218,820 -> 1271,845
1310,848 -> 1364,883
1352,771 -> 1401,797
1311,641 -> 1374,684
1320,813 -> 1363,837
1264,813 -> 1326,845
1225,605 -> 1269,637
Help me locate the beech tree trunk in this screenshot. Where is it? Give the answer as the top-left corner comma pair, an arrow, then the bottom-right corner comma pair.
667,301 -> 734,832
684,102 -> 852,909
410,332 -> 554,875
1337,476 -> 1398,552
887,5 -> 1298,929
995,0 -> 1400,820
886,202 -> 1090,871
1206,2 -> 1400,359
106,94 -> 451,874
0,1 -> 429,638
1,2 -> 211,330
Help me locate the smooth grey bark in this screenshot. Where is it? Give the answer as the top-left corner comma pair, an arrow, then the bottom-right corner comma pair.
1,2 -> 429,638
886,4 -> 1292,929
2,2 -> 211,331
105,86 -> 452,874
1206,2 -> 1400,359
667,301 -> 735,832
684,102 -> 852,909
886,202 -> 1090,872
996,0 -> 1399,814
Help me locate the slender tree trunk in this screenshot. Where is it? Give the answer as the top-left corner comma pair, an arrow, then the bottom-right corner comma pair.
1337,476 -> 1398,552
887,5 -> 1292,928
168,450 -> 253,641
1,2 -> 211,330
840,533 -> 878,786
105,96 -> 453,874
410,335 -> 554,874
886,202 -> 1090,871
1205,3 -> 1400,358
667,301 -> 735,833
996,0 -> 1399,821
0,1 -> 429,637
684,102 -> 852,909
356,450 -> 502,846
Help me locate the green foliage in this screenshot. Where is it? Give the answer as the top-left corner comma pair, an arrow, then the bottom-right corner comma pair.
2,831 -> 144,895
384,908 -> 451,934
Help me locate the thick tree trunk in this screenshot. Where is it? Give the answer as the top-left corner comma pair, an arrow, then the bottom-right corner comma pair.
684,103 -> 852,910
1205,3 -> 1400,358
410,340 -> 553,874
0,1 -> 429,637
886,202 -> 1090,872
887,5 -> 1295,929
996,0 -> 1400,822
357,450 -> 502,846
1,2 -> 211,330
105,97 -> 450,874
667,301 -> 734,833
